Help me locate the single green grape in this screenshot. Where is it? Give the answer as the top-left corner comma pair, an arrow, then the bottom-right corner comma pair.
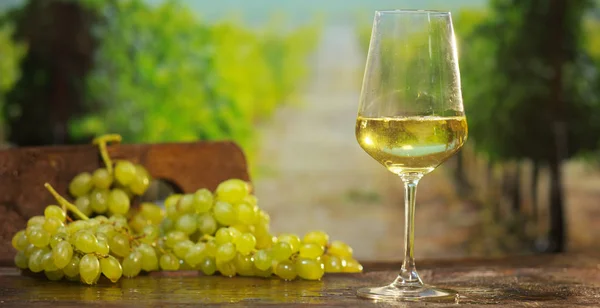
52,240 -> 73,269
234,253 -> 254,276
271,242 -> 293,262
215,227 -> 234,245
130,164 -> 151,195
95,224 -> 116,238
303,231 -> 329,247
215,242 -> 236,263
164,194 -> 182,218
43,217 -> 64,235
175,214 -> 197,235
114,160 -> 136,186
296,258 -> 325,280
140,203 -> 163,225
27,215 -> 46,227
66,220 -> 86,234
327,240 -> 353,258
216,261 -> 237,277
275,260 -> 297,280
160,217 -> 175,233
184,243 -> 207,268
50,232 -> 67,249
42,251 -> 58,271
24,243 -> 36,257
108,233 -> 130,257
122,251 -> 143,278
95,215 -> 109,223
90,188 -> 109,214
255,232 -> 275,250
14,251 -> 29,269
44,269 -> 64,281
277,234 -> 301,253
204,240 -> 217,257
235,233 -> 256,255
228,226 -> 241,241
109,214 -> 128,226
87,218 -> 101,229
44,205 -> 66,222
253,249 -> 273,271
242,195 -> 258,207
79,254 -> 101,285
215,179 -> 250,204
234,202 -> 257,225
140,225 -> 159,244
193,188 -> 213,213
92,168 -> 113,189
62,255 -> 80,277
299,243 -> 325,259
341,257 -> 363,273
138,243 -> 159,272
95,232 -> 108,242
108,189 -> 130,215
197,213 -> 217,235
129,214 -> 148,234
74,231 -> 99,254
173,240 -> 194,259
165,231 -> 188,248
323,255 -> 342,273
12,230 -> 28,251
100,255 -> 123,283
159,253 -> 180,271
28,248 -> 48,273
69,172 -> 94,197
177,194 -> 195,214
96,239 -> 110,255
75,196 -> 93,217
213,201 -> 236,226
200,256 -> 217,275
28,227 -> 51,248
258,210 -> 270,225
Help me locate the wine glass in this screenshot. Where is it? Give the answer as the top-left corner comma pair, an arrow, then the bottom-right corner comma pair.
355,10 -> 467,301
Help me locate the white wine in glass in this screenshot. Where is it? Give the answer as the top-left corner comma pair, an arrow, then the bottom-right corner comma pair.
355,10 -> 468,301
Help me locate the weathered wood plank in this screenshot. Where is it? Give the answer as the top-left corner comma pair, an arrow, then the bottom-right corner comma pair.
0,254 -> 598,307
0,142 -> 250,265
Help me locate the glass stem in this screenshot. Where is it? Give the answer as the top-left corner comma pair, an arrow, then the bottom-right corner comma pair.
394,174 -> 424,288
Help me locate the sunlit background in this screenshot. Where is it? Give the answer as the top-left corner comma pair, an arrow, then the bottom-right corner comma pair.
1,0 -> 599,261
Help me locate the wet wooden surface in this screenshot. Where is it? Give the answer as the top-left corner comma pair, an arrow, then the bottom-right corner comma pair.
0,141 -> 250,265
0,253 -> 599,307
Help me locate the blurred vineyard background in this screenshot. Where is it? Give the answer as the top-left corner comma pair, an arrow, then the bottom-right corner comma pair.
1,0 -> 600,261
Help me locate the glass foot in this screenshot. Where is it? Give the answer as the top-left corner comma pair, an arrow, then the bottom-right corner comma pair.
357,284 -> 458,302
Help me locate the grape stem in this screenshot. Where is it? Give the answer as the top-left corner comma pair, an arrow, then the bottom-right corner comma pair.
44,183 -> 89,221
92,134 -> 122,175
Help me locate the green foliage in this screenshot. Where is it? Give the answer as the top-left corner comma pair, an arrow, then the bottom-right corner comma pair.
69,0 -> 319,166
458,0 -> 600,163
0,23 -> 26,137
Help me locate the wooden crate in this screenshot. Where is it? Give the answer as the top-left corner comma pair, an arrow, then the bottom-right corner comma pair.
0,141 -> 250,265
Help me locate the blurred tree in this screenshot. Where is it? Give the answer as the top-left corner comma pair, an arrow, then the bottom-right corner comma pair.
67,0 -> 319,167
1,0 -> 95,146
0,23 -> 26,142
460,0 -> 600,252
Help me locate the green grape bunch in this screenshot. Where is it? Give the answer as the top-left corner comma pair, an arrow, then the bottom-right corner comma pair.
11,134 -> 363,285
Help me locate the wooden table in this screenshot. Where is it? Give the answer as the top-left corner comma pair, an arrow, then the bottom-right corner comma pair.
1,253 -> 598,307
